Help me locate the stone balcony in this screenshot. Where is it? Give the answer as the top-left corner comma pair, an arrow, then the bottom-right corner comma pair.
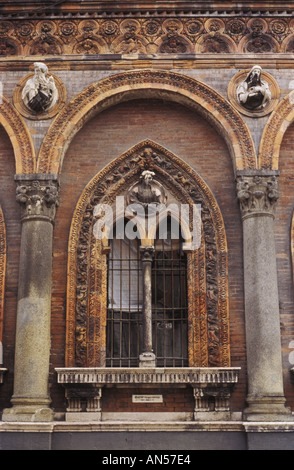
55,367 -> 241,422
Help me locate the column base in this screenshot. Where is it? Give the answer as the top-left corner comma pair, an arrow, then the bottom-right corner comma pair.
2,397 -> 53,422
139,352 -> 156,368
243,395 -> 293,421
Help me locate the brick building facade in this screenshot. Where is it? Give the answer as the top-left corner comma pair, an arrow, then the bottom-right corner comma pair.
0,0 -> 294,450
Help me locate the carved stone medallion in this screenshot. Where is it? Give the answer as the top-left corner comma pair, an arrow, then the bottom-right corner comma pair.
13,64 -> 67,120
228,68 -> 280,117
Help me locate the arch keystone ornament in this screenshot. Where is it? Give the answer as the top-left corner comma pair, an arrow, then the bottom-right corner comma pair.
37,69 -> 257,175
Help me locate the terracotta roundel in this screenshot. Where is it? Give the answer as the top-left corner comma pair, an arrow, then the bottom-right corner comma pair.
228,67 -> 280,117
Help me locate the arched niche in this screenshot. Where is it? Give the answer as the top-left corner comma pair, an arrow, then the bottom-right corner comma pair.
65,140 -> 231,369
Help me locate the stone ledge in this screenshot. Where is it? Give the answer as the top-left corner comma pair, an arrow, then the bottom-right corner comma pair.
243,421 -> 294,432
2,419 -> 294,434
55,367 -> 241,420
55,367 -> 241,386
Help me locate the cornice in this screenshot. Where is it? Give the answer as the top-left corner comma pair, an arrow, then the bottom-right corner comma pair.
1,1 -> 294,19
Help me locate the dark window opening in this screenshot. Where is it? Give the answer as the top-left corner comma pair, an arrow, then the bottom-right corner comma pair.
106,218 -> 188,367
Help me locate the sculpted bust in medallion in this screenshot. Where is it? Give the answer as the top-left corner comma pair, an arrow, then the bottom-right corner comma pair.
22,62 -> 58,113
237,65 -> 271,111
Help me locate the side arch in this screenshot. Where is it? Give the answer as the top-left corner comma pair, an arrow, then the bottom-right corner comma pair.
259,90 -> 294,170
38,69 -> 257,175
65,139 -> 231,369
0,204 -> 6,363
0,95 -> 35,174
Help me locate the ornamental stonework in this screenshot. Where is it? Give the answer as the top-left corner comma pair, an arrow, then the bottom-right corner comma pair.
15,176 -> 59,223
66,140 -> 231,370
236,171 -> 279,219
0,17 -> 294,56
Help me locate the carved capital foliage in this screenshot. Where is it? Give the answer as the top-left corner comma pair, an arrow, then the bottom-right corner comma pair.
236,171 -> 279,219
15,175 -> 59,223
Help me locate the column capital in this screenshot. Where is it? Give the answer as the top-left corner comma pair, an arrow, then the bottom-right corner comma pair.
236,170 -> 279,220
15,174 -> 59,223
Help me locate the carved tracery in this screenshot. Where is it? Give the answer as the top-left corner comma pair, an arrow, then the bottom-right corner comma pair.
66,140 -> 230,369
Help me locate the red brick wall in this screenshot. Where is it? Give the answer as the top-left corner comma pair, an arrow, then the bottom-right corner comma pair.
0,125 -> 21,410
102,387 -> 194,414
275,122 -> 294,410
50,98 -> 246,413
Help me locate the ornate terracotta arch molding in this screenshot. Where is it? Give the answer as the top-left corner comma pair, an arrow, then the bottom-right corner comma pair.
66,139 -> 230,369
259,90 -> 294,170
38,70 -> 256,175
0,96 -> 35,174
0,204 -> 6,364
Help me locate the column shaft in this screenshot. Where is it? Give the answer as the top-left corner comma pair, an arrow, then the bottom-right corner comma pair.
139,245 -> 156,367
3,174 -> 59,422
237,170 -> 291,421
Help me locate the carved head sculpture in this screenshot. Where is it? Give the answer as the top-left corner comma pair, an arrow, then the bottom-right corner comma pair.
127,169 -> 166,208
237,65 -> 271,111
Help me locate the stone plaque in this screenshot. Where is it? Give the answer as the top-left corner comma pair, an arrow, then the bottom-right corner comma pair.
132,395 -> 163,403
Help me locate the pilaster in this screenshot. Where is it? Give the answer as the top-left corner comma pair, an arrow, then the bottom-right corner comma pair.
236,170 -> 291,421
2,174 -> 59,422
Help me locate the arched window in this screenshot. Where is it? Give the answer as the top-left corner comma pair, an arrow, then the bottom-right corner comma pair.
65,141 -> 231,370
106,217 -> 188,368
152,218 -> 188,367
107,221 -> 143,367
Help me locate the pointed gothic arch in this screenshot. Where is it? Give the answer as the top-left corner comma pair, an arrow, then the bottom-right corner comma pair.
38,69 -> 257,175
65,140 -> 231,369
0,96 -> 35,174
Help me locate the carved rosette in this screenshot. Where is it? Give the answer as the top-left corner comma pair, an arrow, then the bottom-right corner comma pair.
15,175 -> 59,223
1,17 -> 294,56
236,171 -> 279,220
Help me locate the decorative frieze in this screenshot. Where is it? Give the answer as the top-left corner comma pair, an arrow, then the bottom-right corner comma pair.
56,367 -> 241,386
236,170 -> 279,220
0,17 -> 294,56
15,174 -> 59,223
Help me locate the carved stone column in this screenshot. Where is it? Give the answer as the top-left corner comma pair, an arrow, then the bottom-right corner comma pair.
139,245 -> 156,367
2,174 -> 59,422
236,170 -> 291,421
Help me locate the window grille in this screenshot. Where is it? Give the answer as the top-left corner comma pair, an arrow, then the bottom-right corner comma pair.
106,219 -> 188,367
